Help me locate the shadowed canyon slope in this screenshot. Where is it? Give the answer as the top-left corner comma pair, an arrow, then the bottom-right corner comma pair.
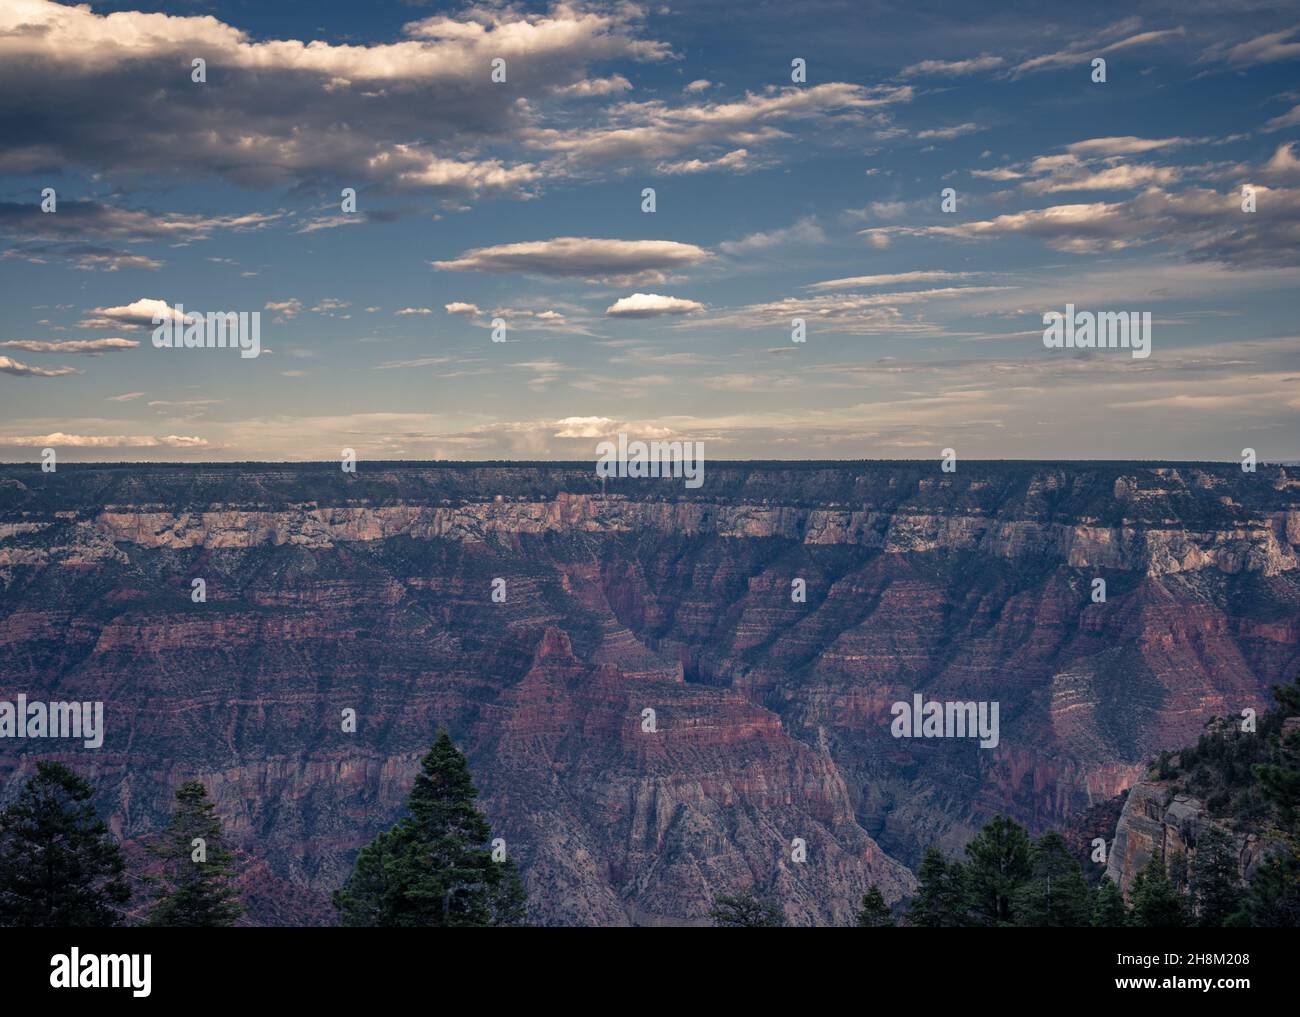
1,461 -> 1298,924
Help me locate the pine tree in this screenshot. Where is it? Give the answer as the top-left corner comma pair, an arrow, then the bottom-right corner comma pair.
909,846 -> 966,927
709,890 -> 784,927
962,815 -> 1032,926
1237,849 -> 1300,926
1168,849 -> 1188,893
1130,853 -> 1186,927
1237,683 -> 1300,927
1092,877 -> 1129,927
0,761 -> 130,927
855,883 -> 894,927
1189,826 -> 1240,927
1012,831 -> 1091,926
146,781 -> 243,927
333,729 -> 527,926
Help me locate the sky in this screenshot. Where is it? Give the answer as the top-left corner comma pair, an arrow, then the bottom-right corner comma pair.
1,0 -> 1298,463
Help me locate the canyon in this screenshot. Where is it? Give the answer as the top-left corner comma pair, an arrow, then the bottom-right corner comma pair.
0,460 -> 1297,924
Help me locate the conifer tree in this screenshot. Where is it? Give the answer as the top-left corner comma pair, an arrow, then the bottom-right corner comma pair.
1130,853 -> 1186,927
962,816 -> 1032,926
1189,826 -> 1240,927
333,729 -> 527,926
0,762 -> 130,927
709,889 -> 785,927
909,846 -> 966,927
1092,877 -> 1129,927
1012,831 -> 1091,926
855,883 -> 894,927
146,780 -> 243,927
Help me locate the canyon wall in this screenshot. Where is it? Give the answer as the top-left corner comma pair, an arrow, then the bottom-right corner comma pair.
1,461 -> 1297,923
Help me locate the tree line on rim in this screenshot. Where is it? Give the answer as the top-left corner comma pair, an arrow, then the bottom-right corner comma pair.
2,677 -> 1296,927
0,730 -> 525,927
714,680 -> 1300,927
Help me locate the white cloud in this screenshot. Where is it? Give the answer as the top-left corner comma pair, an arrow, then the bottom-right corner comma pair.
433,237 -> 712,284
605,293 -> 706,317
806,271 -> 973,292
901,55 -> 1004,77
0,356 -> 80,378
0,338 -> 138,355
0,431 -> 207,447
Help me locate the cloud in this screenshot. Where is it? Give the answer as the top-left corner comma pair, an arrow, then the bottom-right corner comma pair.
525,82 -> 912,172
265,299 -> 303,322
684,79 -> 713,93
550,74 -> 632,97
915,122 -> 982,141
0,0 -> 672,200
683,286 -> 1009,335
1022,161 -> 1181,194
552,416 -> 617,438
605,293 -> 706,317
1264,103 -> 1300,132
432,237 -> 712,284
1014,22 -> 1185,75
0,432 -> 207,447
900,55 -> 1004,77
1065,136 -> 1191,157
395,307 -> 434,316
107,392 -> 145,402
656,148 -> 751,175
0,356 -> 80,378
80,298 -> 187,330
445,302 -> 482,317
0,199 -> 282,270
864,179 -> 1300,265
718,218 -> 825,254
805,271 -> 974,292
1223,25 -> 1300,66
0,338 -> 138,355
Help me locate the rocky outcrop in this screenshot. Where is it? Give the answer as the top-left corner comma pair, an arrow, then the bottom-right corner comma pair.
1103,781 -> 1268,896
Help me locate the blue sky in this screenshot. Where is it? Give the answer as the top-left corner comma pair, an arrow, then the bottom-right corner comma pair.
1,0 -> 1298,461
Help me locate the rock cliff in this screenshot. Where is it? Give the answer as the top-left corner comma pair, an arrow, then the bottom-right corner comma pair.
1,461 -> 1296,924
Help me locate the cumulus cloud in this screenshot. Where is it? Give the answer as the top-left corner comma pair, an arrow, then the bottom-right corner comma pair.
552,416 -> 618,438
445,302 -> 482,316
79,298 -> 188,330
605,293 -> 706,317
0,0 -> 672,200
432,237 -> 712,284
